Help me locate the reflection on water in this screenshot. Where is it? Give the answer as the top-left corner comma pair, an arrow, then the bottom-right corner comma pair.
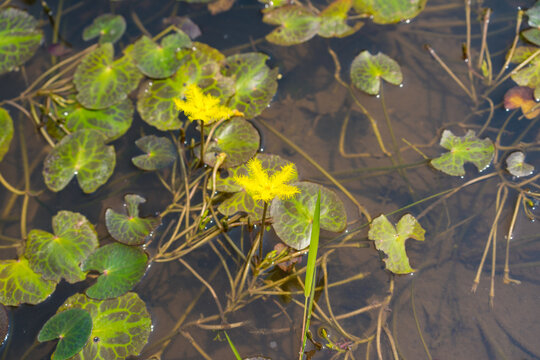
1,0 -> 539,359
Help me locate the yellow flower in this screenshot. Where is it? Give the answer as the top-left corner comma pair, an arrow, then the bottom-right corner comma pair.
233,158 -> 300,202
173,84 -> 243,124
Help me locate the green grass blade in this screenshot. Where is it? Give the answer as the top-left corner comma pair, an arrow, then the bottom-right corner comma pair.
304,190 -> 321,298
300,190 -> 321,359
224,331 -> 242,360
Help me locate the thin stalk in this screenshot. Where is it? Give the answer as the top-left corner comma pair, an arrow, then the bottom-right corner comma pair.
425,45 -> 475,101
411,280 -> 432,360
464,0 -> 478,103
327,47 -> 391,157
493,10 -> 523,84
258,202 -> 268,262
503,193 -> 522,285
0,173 -> 25,195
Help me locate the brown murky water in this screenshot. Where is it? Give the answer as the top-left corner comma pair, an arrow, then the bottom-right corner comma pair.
1,0 -> 539,359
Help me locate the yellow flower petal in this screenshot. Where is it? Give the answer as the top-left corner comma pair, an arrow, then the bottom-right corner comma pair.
233,158 -> 300,203
174,84 -> 243,124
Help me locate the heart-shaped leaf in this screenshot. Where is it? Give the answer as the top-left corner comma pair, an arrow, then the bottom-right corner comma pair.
350,50 -> 402,95
82,243 -> 148,299
263,5 -> 321,46
203,117 -> 260,168
221,53 -> 279,119
271,182 -> 347,250
352,0 -> 427,24
132,135 -> 177,170
506,151 -> 535,178
318,0 -> 363,38
59,97 -> 134,141
137,42 -> 228,130
43,129 -> 116,193
503,86 -> 540,119
105,194 -> 160,245
57,292 -> 151,360
74,43 -> 142,109
0,8 -> 42,74
133,32 -> 192,78
430,130 -> 494,176
526,2 -> 540,28
25,211 -> 98,283
368,214 -> 425,274
0,107 -> 13,162
510,46 -> 540,100
38,309 -> 92,360
522,28 -> 540,47
82,14 -> 126,44
0,258 -> 56,306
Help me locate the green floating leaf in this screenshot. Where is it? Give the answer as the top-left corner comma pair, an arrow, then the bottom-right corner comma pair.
217,154 -> 297,220
43,129 -> 116,193
263,5 -> 321,46
0,107 -> 13,162
506,151 -> 534,178
271,182 -> 347,250
526,2 -> 540,28
221,53 -> 279,119
59,97 -> 133,141
25,211 -> 98,283
352,0 -> 427,24
105,194 -> 160,245
510,46 -> 540,99
350,50 -> 402,95
522,28 -> 540,47
0,8 -> 42,74
318,0 -> 363,38
368,214 -> 425,274
82,14 -> 126,44
137,42 -> 227,130
57,292 -> 151,360
203,117 -> 260,168
132,135 -> 177,170
38,309 -> 92,360
430,130 -> 494,177
82,243 -> 148,299
74,43 -> 142,109
133,32 -> 192,79
0,258 -> 56,306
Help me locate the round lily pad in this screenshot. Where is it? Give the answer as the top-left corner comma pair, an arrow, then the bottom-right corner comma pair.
262,5 -> 321,46
38,308 -> 92,360
318,0 -> 364,38
218,191 -> 266,221
0,107 -> 13,162
350,50 -> 403,95
506,151 -> 534,178
132,135 -> 177,170
430,130 -> 494,177
57,292 -> 151,360
522,28 -> 540,47
82,14 -> 126,44
352,0 -> 427,24
203,117 -> 260,168
25,211 -> 98,283
0,258 -> 56,306
82,243 -> 148,299
137,43 -> 228,130
270,182 -> 347,250
74,43 -> 142,110
42,129 -> 116,193
105,194 -> 160,245
221,53 -> 279,119
59,97 -> 133,141
0,8 -> 43,74
368,214 -> 425,274
133,32 -> 192,79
